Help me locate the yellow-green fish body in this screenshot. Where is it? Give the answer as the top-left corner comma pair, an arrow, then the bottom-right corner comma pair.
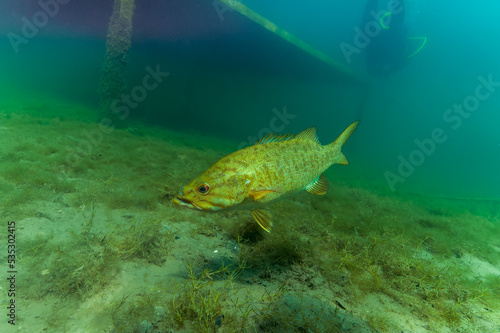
173,121 -> 359,232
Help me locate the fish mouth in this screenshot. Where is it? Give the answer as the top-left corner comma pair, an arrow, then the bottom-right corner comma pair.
173,196 -> 201,210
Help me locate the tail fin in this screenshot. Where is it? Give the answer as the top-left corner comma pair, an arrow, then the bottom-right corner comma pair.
328,121 -> 359,165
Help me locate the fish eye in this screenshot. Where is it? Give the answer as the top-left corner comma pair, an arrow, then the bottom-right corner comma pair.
197,183 -> 210,195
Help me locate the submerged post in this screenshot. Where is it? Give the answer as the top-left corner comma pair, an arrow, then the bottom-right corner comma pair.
99,0 -> 135,126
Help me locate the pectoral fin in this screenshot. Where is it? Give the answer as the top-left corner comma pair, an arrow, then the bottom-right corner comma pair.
251,208 -> 273,233
306,174 -> 329,195
249,188 -> 283,201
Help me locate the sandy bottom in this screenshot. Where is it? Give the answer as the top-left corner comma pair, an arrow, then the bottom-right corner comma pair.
0,102 -> 499,333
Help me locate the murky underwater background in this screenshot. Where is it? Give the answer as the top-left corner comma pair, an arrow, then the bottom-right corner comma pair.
0,0 -> 499,332
2,0 -> 500,199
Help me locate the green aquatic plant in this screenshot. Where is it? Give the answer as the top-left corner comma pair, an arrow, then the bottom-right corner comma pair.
311,219 -> 497,331
166,260 -> 351,333
235,226 -> 306,274
170,261 -> 230,332
47,244 -> 118,299
17,203 -> 120,301
81,196 -> 97,240
19,235 -> 119,301
106,214 -> 172,265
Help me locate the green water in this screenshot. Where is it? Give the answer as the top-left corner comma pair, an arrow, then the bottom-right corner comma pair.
1,1 -> 499,332
2,33 -> 499,199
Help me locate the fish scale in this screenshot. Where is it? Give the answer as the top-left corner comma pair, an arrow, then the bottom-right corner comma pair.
248,141 -> 328,195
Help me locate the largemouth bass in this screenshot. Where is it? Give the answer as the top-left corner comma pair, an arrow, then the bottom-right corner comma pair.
173,121 -> 359,232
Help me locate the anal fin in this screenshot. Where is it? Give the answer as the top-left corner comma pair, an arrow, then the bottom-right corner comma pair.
251,208 -> 273,233
306,174 -> 329,195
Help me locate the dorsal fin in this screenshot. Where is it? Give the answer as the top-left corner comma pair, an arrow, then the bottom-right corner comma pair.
295,127 -> 320,144
254,132 -> 295,145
